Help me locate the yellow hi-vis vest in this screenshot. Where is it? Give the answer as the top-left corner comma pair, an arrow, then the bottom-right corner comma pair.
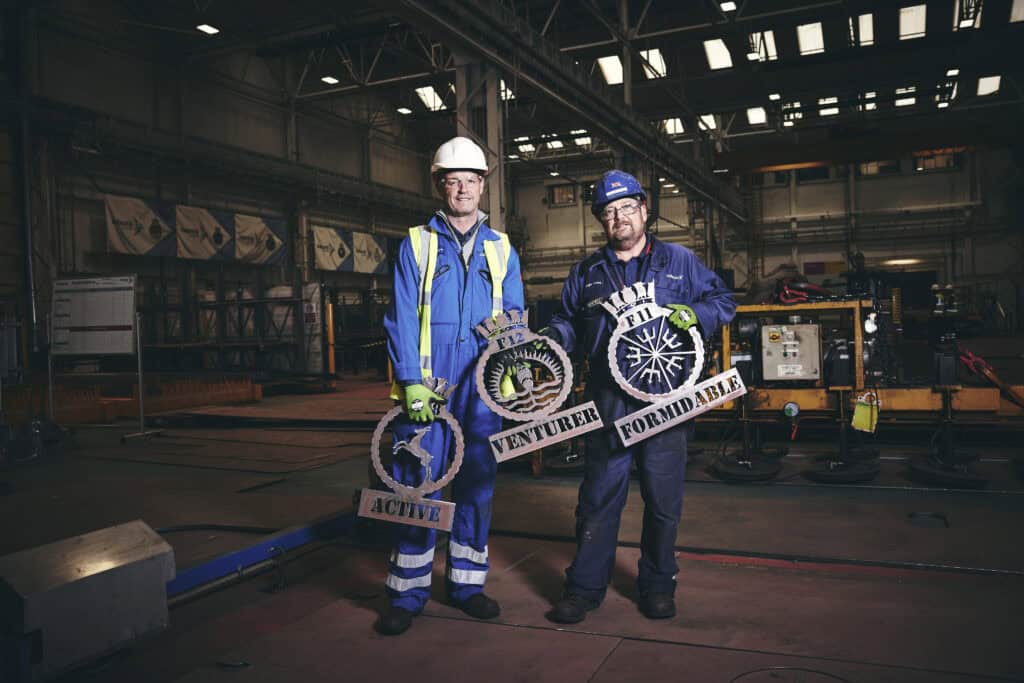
390,225 -> 511,400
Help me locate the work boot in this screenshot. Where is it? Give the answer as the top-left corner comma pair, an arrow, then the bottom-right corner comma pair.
638,592 -> 676,619
375,606 -> 416,635
453,593 -> 501,620
546,594 -> 599,624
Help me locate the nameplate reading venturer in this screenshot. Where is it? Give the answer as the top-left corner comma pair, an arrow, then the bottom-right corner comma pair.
489,400 -> 604,463
358,489 -> 456,531
614,368 -> 747,447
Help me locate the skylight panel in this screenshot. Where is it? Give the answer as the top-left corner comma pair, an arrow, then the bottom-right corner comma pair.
571,129 -> 591,146
662,118 -> 685,135
597,56 -> 624,84
546,138 -> 564,149
699,114 -> 717,131
768,92 -> 781,101
782,101 -> 802,127
818,96 -> 839,116
797,22 -> 825,55
500,80 -> 515,100
397,107 -> 412,115
321,75 -> 340,85
514,136 -> 535,154
977,75 -> 1001,96
1013,0 -> 1024,22
952,0 -> 982,30
640,49 -> 667,78
746,107 -> 767,125
895,86 -> 916,107
850,13 -> 874,46
747,31 -> 778,61
703,39 -> 733,70
859,91 -> 877,111
415,86 -> 446,111
899,5 -> 927,40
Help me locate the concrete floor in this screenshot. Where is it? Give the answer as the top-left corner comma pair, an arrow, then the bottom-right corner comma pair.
2,376 -> 1023,682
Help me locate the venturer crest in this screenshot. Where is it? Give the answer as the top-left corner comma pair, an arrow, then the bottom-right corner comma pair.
476,309 -> 606,462
358,376 -> 464,531
475,309 -> 574,423
605,282 -> 705,403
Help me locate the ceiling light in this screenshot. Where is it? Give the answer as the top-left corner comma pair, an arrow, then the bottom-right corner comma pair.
517,144 -> 535,153
783,120 -> 794,127
946,68 -> 960,77
507,154 -> 519,159
574,136 -> 592,146
547,139 -> 564,149
977,75 -> 1001,96
768,92 -> 781,101
959,18 -> 975,28
321,75 -> 340,85
796,22 -> 825,55
883,258 -> 922,266
640,49 -> 667,79
597,56 -> 624,85
672,189 -> 680,194
713,168 -> 729,174
663,183 -> 676,188
414,86 -> 446,111
937,101 -> 950,108
746,107 -> 767,125
699,114 -> 717,130
396,107 -> 412,115
720,1 -> 737,11
899,4 -> 927,40
196,24 -> 220,35
662,117 -> 685,135
703,39 -> 733,70
658,177 -> 666,182
549,171 -> 560,177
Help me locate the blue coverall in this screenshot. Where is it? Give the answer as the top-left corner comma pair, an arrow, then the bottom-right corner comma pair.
546,234 -> 735,602
383,212 -> 524,612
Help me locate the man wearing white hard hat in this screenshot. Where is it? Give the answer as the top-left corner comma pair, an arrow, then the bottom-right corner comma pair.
378,136 -> 524,635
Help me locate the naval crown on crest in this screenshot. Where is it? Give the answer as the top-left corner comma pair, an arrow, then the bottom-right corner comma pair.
601,282 -> 657,318
475,309 -> 528,339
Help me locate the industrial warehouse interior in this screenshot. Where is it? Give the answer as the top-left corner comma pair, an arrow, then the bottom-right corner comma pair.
1,0 -> 1023,681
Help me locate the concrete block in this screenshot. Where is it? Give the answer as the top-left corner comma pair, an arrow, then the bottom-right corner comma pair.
0,520 -> 175,680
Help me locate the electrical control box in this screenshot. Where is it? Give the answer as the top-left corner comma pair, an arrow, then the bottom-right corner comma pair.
761,324 -> 822,381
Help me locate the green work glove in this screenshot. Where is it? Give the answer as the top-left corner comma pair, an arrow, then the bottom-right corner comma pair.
666,304 -> 699,332
499,366 -> 517,398
403,383 -> 443,423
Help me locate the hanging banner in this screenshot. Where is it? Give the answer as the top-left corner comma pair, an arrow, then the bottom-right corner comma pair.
105,195 -> 176,257
235,214 -> 287,265
175,205 -> 234,261
352,231 -> 388,274
312,225 -> 353,272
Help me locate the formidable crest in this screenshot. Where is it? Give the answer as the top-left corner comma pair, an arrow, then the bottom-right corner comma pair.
604,283 -> 705,403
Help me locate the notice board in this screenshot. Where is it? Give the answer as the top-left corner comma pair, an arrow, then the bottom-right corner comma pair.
51,276 -> 137,356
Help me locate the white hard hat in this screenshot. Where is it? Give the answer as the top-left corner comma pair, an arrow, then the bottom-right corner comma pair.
431,136 -> 488,175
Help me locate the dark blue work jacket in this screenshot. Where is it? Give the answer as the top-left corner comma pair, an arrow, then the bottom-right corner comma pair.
547,234 -> 735,392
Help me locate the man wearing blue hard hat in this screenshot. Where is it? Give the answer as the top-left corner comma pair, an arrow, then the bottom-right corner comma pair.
540,169 -> 735,623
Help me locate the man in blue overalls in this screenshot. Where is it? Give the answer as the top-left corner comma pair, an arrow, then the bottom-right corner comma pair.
377,137 -> 524,635
542,170 -> 735,623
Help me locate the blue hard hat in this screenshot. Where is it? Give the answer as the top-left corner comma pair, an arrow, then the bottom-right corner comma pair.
591,170 -> 647,215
